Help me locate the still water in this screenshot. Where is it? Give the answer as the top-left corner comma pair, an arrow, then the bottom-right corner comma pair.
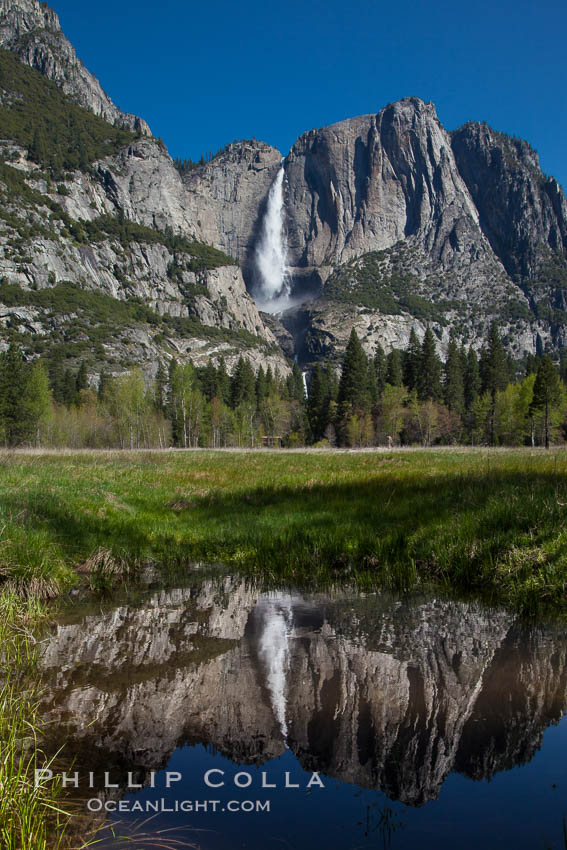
39,575 -> 567,848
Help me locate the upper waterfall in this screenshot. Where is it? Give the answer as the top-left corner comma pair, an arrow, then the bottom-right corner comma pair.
254,166 -> 291,313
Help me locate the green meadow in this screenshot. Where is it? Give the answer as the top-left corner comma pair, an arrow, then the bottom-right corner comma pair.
1,447 -> 566,613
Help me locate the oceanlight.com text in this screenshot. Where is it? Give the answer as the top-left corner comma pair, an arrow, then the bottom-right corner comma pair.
86,798 -> 271,814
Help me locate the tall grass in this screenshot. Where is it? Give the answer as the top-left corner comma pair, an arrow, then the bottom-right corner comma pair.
0,592 -> 74,849
0,448 -> 566,613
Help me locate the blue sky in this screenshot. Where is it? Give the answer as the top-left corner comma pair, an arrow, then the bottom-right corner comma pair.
50,0 -> 566,188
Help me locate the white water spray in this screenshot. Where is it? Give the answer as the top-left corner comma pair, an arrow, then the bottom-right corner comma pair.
255,166 -> 291,312
257,594 -> 293,743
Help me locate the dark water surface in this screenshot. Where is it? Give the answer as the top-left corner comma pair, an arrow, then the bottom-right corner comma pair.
39,575 -> 567,849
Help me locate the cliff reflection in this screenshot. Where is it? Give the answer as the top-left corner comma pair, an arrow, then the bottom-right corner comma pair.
39,578 -> 567,805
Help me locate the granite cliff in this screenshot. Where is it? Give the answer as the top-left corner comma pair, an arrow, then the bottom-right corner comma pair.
184,98 -> 567,365
1,0 -> 567,376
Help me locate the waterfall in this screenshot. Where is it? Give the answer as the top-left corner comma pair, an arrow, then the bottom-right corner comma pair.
257,593 -> 293,744
255,166 -> 290,312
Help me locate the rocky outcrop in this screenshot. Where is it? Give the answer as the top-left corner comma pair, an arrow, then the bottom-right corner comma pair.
94,138 -> 197,232
456,623 -> 567,779
0,136 -> 286,374
450,122 -> 567,351
284,100 -> 504,281
0,0 -> 149,132
183,141 -> 282,271
276,99 -> 548,361
282,290 -> 548,366
260,311 -> 295,359
451,122 -> 567,283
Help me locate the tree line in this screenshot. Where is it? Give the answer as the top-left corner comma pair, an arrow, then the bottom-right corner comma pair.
313,324 -> 566,448
0,348 -> 305,449
0,323 -> 565,449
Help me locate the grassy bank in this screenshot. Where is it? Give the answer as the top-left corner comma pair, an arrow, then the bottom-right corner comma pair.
1,447 -> 566,613
0,593 -> 75,849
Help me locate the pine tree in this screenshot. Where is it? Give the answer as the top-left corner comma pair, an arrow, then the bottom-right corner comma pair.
201,360 -> 218,402
403,329 -> 421,391
76,362 -> 88,394
307,364 -> 332,442
167,359 -> 181,445
386,349 -> 403,387
28,127 -> 48,165
98,369 -> 109,402
480,323 -> 508,445
338,329 -> 369,410
459,345 -> 468,381
530,355 -> 562,449
62,369 -> 77,407
255,366 -> 267,409
230,356 -> 245,407
287,362 -> 305,402
154,362 -> 167,411
240,358 -> 256,406
366,359 -> 378,408
0,344 -> 29,445
304,364 -> 338,446
506,353 -> 516,384
216,357 -> 231,405
418,328 -> 442,401
374,344 -> 387,398
480,323 -> 508,396
230,357 -> 255,407
49,350 -> 66,403
464,347 -> 481,411
265,366 -> 275,396
328,367 -> 339,404
443,336 -> 465,414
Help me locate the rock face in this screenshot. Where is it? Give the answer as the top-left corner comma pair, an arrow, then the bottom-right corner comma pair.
183,97 -> 567,363
455,623 -> 567,780
451,122 -> 567,282
183,141 -> 282,273
0,137 -> 283,374
39,581 -> 567,807
284,100 -> 486,269
0,0 -> 149,132
451,122 -> 567,347
277,99 -> 562,361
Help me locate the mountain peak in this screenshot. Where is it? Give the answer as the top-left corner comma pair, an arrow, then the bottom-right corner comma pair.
0,0 -> 150,134
0,0 -> 60,34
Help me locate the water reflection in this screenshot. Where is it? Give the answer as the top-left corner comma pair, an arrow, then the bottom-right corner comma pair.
255,593 -> 294,744
39,578 -> 567,810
